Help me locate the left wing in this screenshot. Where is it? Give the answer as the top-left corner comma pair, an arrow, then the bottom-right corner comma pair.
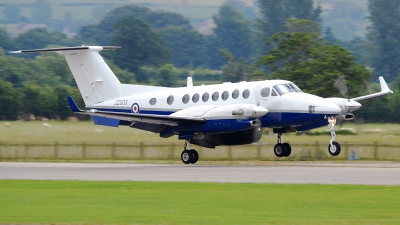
67,96 -> 206,127
351,76 -> 393,102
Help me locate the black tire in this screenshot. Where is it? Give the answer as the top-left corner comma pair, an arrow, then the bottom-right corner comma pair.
328,142 -> 341,156
274,143 -> 286,157
190,149 -> 199,164
181,150 -> 193,164
282,143 -> 291,157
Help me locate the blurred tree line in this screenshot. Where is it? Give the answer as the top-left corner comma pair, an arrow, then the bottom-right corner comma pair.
0,0 -> 399,123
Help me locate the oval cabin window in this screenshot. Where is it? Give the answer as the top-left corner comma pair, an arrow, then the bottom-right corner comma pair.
167,95 -> 174,105
192,93 -> 199,103
202,92 -> 209,102
222,91 -> 229,101
149,98 -> 157,105
242,89 -> 250,99
182,94 -> 190,104
212,92 -> 219,101
232,90 -> 239,99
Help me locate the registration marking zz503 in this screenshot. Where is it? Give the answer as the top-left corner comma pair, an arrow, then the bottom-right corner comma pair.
114,100 -> 128,105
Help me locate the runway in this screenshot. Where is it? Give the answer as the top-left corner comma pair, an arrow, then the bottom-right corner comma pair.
1,162 -> 400,185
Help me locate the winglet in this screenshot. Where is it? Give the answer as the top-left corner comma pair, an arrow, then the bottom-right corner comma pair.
378,76 -> 393,94
67,96 -> 83,112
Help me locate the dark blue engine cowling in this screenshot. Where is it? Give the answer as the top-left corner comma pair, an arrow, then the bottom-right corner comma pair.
190,128 -> 263,149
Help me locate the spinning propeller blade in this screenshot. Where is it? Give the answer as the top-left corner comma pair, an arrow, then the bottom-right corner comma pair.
334,74 -> 349,99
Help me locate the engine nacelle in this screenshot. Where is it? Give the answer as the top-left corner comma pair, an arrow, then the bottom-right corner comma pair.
325,97 -> 361,124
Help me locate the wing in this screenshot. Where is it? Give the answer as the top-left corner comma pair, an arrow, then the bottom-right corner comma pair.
67,96 -> 206,127
350,76 -> 393,102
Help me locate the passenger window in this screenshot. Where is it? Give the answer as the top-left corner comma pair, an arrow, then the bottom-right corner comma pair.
192,93 -> 199,103
182,94 -> 190,104
202,92 -> 209,102
149,98 -> 157,105
242,89 -> 250,99
271,89 -> 278,96
212,91 -> 219,101
261,87 -> 270,97
167,95 -> 174,105
222,91 -> 229,101
232,90 -> 239,99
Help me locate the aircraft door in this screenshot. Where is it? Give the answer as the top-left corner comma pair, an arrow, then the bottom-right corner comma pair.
263,87 -> 282,123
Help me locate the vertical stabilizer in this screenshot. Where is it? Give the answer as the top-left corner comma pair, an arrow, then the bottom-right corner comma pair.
11,46 -> 124,106
59,46 -> 124,106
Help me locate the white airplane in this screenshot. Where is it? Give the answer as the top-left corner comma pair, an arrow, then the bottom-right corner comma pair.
11,46 -> 393,164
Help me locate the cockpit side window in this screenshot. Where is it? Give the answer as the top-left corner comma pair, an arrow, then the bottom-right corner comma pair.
271,89 -> 279,96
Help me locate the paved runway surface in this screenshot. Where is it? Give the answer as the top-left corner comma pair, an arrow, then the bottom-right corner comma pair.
1,162 -> 400,185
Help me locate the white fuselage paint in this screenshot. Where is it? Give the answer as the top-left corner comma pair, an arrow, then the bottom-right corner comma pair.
90,80 -> 341,128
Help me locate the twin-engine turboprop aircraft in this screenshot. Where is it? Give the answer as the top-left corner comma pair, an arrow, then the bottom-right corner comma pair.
11,46 -> 393,164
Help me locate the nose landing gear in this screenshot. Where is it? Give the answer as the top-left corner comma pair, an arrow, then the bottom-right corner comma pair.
327,117 -> 341,156
181,140 -> 199,164
274,133 -> 292,157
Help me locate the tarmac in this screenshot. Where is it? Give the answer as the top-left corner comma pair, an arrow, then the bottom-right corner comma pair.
1,162 -> 400,185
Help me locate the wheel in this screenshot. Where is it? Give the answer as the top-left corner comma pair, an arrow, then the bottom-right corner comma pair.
282,143 -> 291,157
181,150 -> 193,164
328,142 -> 341,156
190,149 -> 199,164
274,143 -> 286,157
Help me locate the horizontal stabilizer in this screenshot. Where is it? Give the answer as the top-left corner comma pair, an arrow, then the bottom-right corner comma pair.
10,46 -> 121,54
67,96 -> 82,112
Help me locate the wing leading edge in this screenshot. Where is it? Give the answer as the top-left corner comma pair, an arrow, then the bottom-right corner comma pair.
67,96 -> 206,127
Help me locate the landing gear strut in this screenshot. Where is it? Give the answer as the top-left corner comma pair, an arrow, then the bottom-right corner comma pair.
181,140 -> 199,164
274,133 -> 291,157
327,117 -> 341,156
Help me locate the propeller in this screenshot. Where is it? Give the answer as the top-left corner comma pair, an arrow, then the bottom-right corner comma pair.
334,74 -> 349,98
333,75 -> 369,136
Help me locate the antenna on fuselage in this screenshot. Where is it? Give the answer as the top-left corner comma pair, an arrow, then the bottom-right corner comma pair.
187,59 -> 194,87
187,77 -> 193,87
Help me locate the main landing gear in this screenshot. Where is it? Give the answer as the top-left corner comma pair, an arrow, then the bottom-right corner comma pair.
327,116 -> 341,156
181,140 -> 199,164
274,133 -> 292,157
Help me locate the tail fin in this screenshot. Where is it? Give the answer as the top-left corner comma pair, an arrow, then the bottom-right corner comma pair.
11,46 -> 124,106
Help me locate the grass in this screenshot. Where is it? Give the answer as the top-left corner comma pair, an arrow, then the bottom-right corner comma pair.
0,120 -> 399,144
0,180 -> 400,225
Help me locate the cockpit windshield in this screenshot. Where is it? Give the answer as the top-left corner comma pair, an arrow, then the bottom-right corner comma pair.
289,83 -> 302,92
274,83 -> 302,95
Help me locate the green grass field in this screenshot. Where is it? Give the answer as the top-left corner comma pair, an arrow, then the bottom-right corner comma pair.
0,120 -> 399,144
0,180 -> 399,225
